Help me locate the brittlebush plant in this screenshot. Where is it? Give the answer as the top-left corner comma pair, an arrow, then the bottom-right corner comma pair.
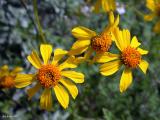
92,0 -> 116,13
144,0 -> 160,33
69,11 -> 119,63
14,44 -> 84,110
0,65 -> 23,89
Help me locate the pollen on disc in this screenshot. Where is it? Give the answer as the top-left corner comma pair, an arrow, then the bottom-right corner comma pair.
121,46 -> 141,68
37,64 -> 61,88
91,33 -> 112,53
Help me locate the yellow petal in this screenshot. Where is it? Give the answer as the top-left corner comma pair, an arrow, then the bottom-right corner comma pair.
12,67 -> 23,73
111,31 -> 116,41
144,14 -> 155,21
69,46 -> 88,56
139,60 -> 149,74
113,29 -> 130,49
40,89 -> 52,111
60,79 -> 78,99
72,40 -> 90,49
40,44 -> 52,65
146,0 -> 156,11
71,26 -> 96,39
1,65 -> 9,71
14,74 -> 35,88
52,49 -> 68,65
10,67 -> 23,76
113,28 -> 125,51
120,68 -> 132,93
113,15 -> 119,28
54,84 -> 69,109
102,0 -> 116,12
27,50 -> 42,69
100,60 -> 122,76
0,65 -> 9,77
109,0 -> 116,11
84,47 -> 93,60
27,83 -> 41,100
130,36 -> 141,48
102,0 -> 109,12
68,40 -> 90,55
109,11 -> 114,24
122,29 -> 130,47
74,57 -> 86,64
94,52 -> 120,63
137,48 -> 149,55
59,56 -> 77,70
153,21 -> 160,33
61,71 -> 84,83
92,0 -> 102,13
106,13 -> 119,33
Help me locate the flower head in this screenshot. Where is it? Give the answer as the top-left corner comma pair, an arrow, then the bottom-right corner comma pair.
92,0 -> 116,13
69,11 -> 119,62
14,44 -> 84,110
96,28 -> 149,92
0,65 -> 23,89
144,0 -> 160,33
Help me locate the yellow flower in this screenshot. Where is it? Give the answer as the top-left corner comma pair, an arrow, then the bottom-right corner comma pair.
14,44 -> 84,110
69,11 -> 119,62
96,28 -> 149,93
92,0 -> 116,13
0,65 -> 23,89
144,0 -> 160,33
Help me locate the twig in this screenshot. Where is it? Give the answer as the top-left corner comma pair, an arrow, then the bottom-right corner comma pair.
19,0 -> 38,36
32,0 -> 46,43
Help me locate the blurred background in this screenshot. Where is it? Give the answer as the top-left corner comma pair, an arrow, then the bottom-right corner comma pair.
0,0 -> 160,120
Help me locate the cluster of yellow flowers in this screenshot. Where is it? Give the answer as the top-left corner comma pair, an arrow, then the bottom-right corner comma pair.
0,65 -> 23,88
1,0 -> 154,111
144,0 -> 160,33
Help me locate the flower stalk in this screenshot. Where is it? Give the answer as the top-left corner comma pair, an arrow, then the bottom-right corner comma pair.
33,0 -> 46,43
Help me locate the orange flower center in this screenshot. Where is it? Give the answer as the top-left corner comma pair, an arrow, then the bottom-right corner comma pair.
121,46 -> 141,68
156,4 -> 160,16
91,33 -> 112,53
0,76 -> 15,88
37,64 -> 61,88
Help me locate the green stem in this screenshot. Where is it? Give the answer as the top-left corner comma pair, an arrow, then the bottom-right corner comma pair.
125,4 -> 144,18
33,0 -> 46,43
